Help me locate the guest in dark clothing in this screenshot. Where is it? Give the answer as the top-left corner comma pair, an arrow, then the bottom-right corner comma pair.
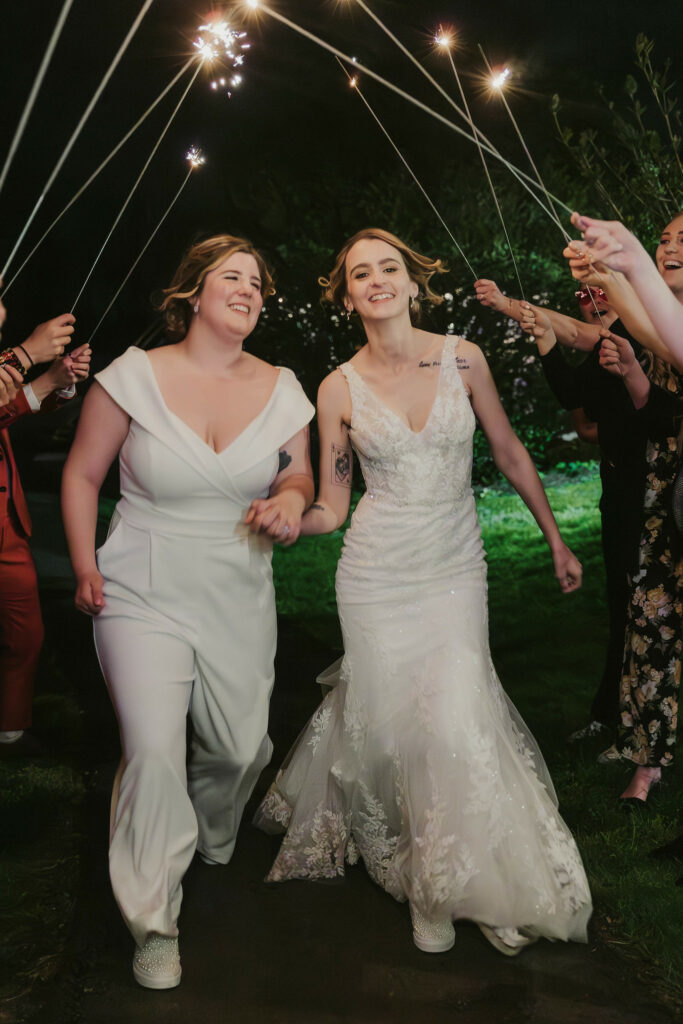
475,280 -> 645,742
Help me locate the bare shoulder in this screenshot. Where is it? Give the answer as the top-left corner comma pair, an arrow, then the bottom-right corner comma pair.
144,344 -> 179,368
454,337 -> 486,370
318,367 -> 349,402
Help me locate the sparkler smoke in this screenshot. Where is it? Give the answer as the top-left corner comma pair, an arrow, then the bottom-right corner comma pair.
86,151 -> 203,345
1,0 -> 157,281
252,4 -> 572,226
336,58 -> 477,280
478,46 -> 570,244
1,58 -> 195,296
70,62 -> 202,314
443,43 -> 526,300
349,0 -> 569,228
0,0 -> 75,199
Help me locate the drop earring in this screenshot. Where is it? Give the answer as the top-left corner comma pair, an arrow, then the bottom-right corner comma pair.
193,301 -> 200,314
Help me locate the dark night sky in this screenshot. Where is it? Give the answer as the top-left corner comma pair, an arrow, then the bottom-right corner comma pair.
0,0 -> 679,358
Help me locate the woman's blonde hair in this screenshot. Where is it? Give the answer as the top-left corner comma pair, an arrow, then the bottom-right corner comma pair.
157,234 -> 275,341
319,227 -> 447,324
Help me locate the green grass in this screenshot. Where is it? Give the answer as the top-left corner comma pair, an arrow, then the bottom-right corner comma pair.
273,467 -> 683,1012
1,469 -> 680,1014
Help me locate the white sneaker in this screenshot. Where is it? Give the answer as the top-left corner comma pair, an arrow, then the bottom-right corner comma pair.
133,934 -> 181,989
0,730 -> 24,744
410,904 -> 455,953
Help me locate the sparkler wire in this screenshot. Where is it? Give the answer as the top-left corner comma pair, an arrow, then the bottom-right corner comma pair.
351,0 -> 571,227
70,61 -> 202,313
1,0 -> 157,280
0,0 -> 75,198
87,164 -> 194,345
257,6 -> 571,223
445,50 -> 525,300
335,58 -> 477,280
2,58 -> 194,296
478,45 -> 570,244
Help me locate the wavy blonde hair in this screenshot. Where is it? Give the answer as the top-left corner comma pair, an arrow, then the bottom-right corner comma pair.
319,228 -> 447,324
157,234 -> 275,342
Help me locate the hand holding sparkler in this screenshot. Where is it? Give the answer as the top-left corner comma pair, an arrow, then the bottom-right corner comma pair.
570,213 -> 649,277
597,330 -> 636,377
0,366 -> 24,407
563,241 -> 610,289
475,279 -> 513,313
20,313 -> 76,366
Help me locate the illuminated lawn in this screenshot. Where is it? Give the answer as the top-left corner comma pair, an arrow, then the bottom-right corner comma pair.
273,467 -> 683,1011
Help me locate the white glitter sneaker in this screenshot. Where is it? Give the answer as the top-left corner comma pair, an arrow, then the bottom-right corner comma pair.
133,934 -> 181,990
410,905 -> 455,953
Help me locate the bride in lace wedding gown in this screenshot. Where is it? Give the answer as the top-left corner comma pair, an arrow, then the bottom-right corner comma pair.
254,229 -> 592,954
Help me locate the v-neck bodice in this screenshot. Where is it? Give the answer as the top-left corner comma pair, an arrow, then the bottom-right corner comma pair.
339,336 -> 475,510
95,346 -> 314,539
142,352 -> 283,457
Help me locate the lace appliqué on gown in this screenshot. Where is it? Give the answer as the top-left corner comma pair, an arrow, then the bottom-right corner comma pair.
255,336 -> 592,942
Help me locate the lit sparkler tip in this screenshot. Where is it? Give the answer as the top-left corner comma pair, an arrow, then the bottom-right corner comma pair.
349,75 -> 358,88
435,33 -> 452,49
246,0 -> 259,8
186,146 -> 206,169
490,66 -> 511,90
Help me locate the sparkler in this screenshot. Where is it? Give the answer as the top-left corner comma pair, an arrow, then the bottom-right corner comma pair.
479,47 -> 570,244
438,32 -> 525,300
71,62 -> 202,313
194,18 -> 250,96
1,58 -> 195,296
1,0 -> 157,281
336,58 -> 477,280
0,0 -> 75,199
86,150 -> 204,345
346,0 -> 569,227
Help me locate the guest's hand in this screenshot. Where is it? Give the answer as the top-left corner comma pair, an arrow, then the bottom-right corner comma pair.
598,330 -> 635,376
47,343 -> 91,389
474,279 -> 510,313
570,213 -> 647,276
21,314 -> 76,365
551,543 -> 583,593
75,570 -> 105,615
0,364 -> 24,406
520,302 -> 552,340
245,489 -> 305,546
562,241 -> 610,287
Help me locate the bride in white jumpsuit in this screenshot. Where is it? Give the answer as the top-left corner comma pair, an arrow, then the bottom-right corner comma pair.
62,235 -> 314,989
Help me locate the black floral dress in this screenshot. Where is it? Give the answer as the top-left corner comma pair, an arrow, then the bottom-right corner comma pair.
617,358 -> 683,768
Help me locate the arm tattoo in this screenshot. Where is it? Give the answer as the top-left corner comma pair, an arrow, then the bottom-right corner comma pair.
311,502 -> 325,511
278,449 -> 292,473
332,443 -> 352,487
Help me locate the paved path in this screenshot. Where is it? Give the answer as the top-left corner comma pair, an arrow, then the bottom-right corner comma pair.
23,494 -> 680,1023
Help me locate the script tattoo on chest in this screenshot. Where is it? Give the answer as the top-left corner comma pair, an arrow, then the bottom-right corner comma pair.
456,356 -> 470,370
278,450 -> 292,473
418,360 -> 441,368
332,444 -> 352,487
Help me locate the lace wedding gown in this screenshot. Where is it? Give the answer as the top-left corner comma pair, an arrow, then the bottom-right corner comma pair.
255,336 -> 592,942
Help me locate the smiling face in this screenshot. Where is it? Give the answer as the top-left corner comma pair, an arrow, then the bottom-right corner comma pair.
656,214 -> 683,297
344,237 -> 418,322
195,251 -> 264,339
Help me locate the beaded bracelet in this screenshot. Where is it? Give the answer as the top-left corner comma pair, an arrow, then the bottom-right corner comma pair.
0,348 -> 28,377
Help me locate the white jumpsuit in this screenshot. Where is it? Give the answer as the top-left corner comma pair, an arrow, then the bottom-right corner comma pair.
93,347 -> 314,946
